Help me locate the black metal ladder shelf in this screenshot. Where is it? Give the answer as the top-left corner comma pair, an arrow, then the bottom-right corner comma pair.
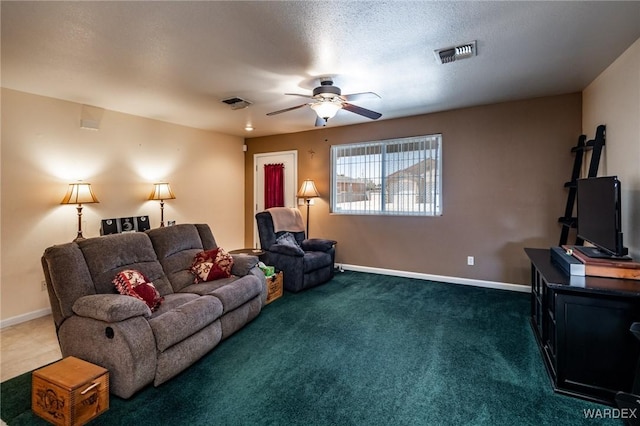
558,124 -> 606,246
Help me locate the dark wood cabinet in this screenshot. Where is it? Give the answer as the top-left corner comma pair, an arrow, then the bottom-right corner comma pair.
526,248 -> 640,405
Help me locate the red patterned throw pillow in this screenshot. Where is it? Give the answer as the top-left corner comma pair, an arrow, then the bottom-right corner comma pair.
190,248 -> 234,283
113,269 -> 163,312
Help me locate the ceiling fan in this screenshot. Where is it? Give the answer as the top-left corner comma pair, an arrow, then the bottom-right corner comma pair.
267,77 -> 382,126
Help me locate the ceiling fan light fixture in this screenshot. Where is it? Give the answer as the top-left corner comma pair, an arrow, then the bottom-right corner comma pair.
311,101 -> 341,120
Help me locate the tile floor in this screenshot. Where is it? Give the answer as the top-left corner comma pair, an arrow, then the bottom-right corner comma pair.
0,315 -> 61,383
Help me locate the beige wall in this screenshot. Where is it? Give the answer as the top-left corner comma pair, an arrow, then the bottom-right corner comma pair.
1,88 -> 246,323
245,93 -> 582,285
583,37 -> 640,260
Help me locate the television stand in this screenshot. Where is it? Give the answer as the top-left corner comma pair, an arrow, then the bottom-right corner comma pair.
574,246 -> 632,261
526,248 -> 640,406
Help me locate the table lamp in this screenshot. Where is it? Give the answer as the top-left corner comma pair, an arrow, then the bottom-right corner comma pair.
60,182 -> 99,241
149,183 -> 176,227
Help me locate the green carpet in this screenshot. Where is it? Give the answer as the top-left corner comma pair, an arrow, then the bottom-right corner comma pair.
1,271 -> 620,425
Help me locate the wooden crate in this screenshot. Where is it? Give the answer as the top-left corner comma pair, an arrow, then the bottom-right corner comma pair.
266,271 -> 283,304
32,356 -> 109,426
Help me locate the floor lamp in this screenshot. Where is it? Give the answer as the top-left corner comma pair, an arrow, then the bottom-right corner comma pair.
60,182 -> 99,241
297,179 -> 319,237
149,183 -> 176,227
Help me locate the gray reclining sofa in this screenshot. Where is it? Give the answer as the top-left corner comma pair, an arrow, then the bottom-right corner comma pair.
41,223 -> 266,398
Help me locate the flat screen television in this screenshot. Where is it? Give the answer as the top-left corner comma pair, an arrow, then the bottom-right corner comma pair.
576,176 -> 629,259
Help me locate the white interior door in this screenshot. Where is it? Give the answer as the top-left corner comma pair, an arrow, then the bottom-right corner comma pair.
254,150 -> 298,247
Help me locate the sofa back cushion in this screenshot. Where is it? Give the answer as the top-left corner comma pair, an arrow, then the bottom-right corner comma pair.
42,242 -> 97,328
194,224 -> 218,250
77,232 -> 173,296
146,224 -> 218,292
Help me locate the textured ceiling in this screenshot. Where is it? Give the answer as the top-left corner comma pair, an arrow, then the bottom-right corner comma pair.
2,1 -> 639,137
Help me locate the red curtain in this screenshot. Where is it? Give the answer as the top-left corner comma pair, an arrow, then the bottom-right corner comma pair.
264,163 -> 285,209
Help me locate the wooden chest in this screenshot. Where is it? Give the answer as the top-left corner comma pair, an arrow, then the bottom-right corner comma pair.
32,356 -> 109,426
266,271 -> 283,304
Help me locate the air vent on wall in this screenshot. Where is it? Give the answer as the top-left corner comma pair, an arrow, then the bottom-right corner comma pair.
221,97 -> 252,110
434,41 -> 477,64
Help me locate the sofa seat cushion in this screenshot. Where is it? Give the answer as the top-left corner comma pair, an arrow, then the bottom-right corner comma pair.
148,295 -> 223,352
151,293 -> 200,317
303,251 -> 333,273
179,275 -> 262,314
210,275 -> 263,314
179,276 -> 237,296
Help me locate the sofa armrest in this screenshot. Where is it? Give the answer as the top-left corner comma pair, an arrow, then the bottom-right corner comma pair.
230,254 -> 260,276
72,294 -> 151,323
269,243 -> 305,257
244,265 -> 268,305
301,238 -> 336,252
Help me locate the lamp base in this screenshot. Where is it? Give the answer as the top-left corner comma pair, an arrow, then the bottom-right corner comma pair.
73,205 -> 85,242
305,199 -> 311,237
159,200 -> 165,227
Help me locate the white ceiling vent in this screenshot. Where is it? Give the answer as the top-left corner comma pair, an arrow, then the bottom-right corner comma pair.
221,97 -> 252,110
434,41 -> 477,64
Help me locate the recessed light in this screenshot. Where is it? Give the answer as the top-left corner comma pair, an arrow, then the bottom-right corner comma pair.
245,125 -> 254,131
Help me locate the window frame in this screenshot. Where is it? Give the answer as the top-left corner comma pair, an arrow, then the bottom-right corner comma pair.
330,134 -> 442,217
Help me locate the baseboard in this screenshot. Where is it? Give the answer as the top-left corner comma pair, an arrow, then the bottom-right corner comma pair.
338,264 -> 531,293
0,307 -> 52,329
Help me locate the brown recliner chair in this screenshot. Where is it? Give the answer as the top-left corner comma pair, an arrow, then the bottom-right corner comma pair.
255,209 -> 336,293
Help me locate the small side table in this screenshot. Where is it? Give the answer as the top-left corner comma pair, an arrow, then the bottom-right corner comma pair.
32,356 -> 109,426
229,248 -> 265,256
266,271 -> 283,304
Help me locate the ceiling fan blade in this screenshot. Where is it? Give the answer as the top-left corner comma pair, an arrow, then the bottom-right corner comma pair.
342,103 -> 382,120
285,93 -> 315,99
315,115 -> 326,127
266,104 -> 308,116
341,92 -> 381,101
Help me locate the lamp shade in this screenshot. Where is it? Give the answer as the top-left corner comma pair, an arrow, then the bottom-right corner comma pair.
60,183 -> 99,205
310,101 -> 341,120
297,179 -> 320,199
149,183 -> 176,201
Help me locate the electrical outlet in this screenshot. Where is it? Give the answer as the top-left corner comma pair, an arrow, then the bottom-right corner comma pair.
467,256 -> 475,266
41,280 -> 47,291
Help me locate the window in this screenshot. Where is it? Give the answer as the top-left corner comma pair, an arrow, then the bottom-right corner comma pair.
331,134 -> 442,216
